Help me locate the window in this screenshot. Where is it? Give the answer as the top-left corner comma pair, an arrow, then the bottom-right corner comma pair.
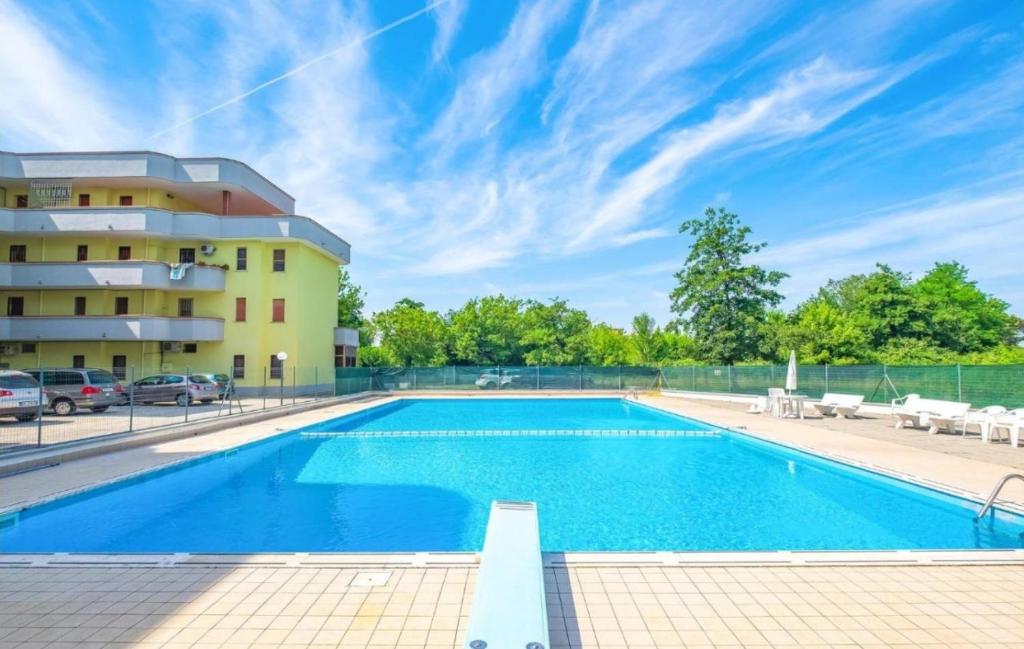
6,297 -> 23,316
15,195 -> 28,208
269,355 -> 283,379
111,356 -> 127,380
233,355 -> 245,379
21,343 -> 36,354
52,370 -> 85,385
271,298 -> 285,322
119,195 -> 133,206
77,245 -> 88,261
74,296 -> 86,316
9,245 -> 26,262
335,345 -> 357,368
72,355 -> 85,369
235,297 -> 247,322
183,343 -> 198,354
114,296 -> 129,315
179,248 -> 196,263
272,249 -> 285,272
178,298 -> 193,318
78,194 -> 90,207
236,247 -> 247,270
118,246 -> 131,260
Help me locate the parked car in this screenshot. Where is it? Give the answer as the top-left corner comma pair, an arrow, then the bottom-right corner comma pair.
0,370 -> 43,422
475,369 -> 522,390
22,368 -> 123,416
130,373 -> 218,406
192,373 -> 234,399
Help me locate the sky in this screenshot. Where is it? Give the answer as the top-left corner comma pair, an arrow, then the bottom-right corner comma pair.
1,0 -> 1022,328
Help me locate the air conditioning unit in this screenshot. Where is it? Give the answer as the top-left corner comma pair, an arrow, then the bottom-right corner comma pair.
161,341 -> 182,353
199,243 -> 217,256
0,344 -> 18,356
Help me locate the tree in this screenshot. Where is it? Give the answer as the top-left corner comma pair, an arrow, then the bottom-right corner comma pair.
447,295 -> 526,365
520,299 -> 592,365
336,269 -> 365,329
670,207 -> 787,364
356,346 -> 392,367
587,324 -> 635,366
818,264 -> 920,348
372,298 -> 448,366
630,313 -> 663,364
781,299 -> 869,364
910,261 -> 1019,352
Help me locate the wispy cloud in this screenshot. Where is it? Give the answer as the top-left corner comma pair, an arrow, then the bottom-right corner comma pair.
4,0 -> 1021,323
430,0 -> 466,66
757,182 -> 1024,306
0,0 -> 131,149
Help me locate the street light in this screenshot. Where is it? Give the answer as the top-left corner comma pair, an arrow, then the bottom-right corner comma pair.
277,351 -> 287,406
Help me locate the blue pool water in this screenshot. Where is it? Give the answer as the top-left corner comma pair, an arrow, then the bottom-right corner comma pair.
2,398 -> 1022,553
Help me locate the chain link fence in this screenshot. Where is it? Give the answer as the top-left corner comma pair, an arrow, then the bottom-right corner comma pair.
0,365 -> 334,456
337,364 -> 1024,408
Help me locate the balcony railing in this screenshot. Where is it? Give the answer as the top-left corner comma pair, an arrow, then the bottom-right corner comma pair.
0,316 -> 224,341
0,261 -> 226,291
0,207 -> 350,263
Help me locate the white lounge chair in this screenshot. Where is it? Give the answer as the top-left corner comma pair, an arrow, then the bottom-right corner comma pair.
892,394 -> 921,428
924,401 -> 973,435
813,393 -> 864,418
990,409 -> 1024,447
892,394 -> 972,431
957,406 -> 1007,441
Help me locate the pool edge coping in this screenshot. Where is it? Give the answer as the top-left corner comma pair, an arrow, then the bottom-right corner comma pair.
3,392 -> 1024,564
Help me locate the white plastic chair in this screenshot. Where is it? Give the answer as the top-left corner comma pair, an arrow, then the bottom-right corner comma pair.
959,406 -> 1007,442
990,409 -> 1024,447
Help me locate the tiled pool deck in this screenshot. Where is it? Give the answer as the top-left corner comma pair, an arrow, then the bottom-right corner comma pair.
3,393 -> 1024,648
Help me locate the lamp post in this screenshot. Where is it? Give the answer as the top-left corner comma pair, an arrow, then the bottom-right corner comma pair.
277,351 -> 287,407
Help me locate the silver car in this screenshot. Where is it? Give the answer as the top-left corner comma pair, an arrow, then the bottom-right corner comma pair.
0,370 -> 43,422
22,368 -> 123,416
130,373 -> 218,406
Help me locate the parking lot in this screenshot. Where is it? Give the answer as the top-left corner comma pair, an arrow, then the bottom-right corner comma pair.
0,394 -> 322,453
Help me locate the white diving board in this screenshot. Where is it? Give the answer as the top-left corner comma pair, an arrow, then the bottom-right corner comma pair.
465,501 -> 549,649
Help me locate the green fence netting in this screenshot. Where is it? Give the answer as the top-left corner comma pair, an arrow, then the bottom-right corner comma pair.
335,363 -> 1024,407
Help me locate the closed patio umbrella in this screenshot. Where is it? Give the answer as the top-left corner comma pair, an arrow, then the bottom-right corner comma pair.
785,350 -> 798,394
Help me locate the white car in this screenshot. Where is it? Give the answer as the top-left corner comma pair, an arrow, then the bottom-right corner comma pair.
0,370 -> 43,422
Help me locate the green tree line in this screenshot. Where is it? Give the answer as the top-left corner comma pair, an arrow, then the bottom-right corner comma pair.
338,209 -> 1023,367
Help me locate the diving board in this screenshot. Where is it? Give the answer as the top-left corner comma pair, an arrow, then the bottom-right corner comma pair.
465,500 -> 549,649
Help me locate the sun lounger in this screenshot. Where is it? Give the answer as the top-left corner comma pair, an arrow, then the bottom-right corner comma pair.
892,394 -> 972,431
924,401 -> 972,435
990,409 -> 1024,447
813,393 -> 864,418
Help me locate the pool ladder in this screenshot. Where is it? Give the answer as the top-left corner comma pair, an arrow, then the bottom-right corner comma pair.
976,473 -> 1024,519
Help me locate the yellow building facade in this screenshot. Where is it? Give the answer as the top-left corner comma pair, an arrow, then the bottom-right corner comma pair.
0,151 -> 354,392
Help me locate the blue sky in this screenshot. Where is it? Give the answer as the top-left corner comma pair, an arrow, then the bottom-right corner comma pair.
2,0 -> 1022,327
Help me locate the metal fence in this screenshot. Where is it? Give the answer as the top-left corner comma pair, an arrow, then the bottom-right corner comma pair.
337,364 -> 1024,408
0,365 -> 334,456
335,366 -> 663,395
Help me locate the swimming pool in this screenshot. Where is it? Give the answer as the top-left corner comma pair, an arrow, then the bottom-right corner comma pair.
2,398 -> 1022,553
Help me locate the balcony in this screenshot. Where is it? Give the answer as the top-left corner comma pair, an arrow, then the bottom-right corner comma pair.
0,150 -> 295,214
0,207 -> 350,263
334,327 -> 360,347
0,261 -> 226,291
0,316 -> 224,341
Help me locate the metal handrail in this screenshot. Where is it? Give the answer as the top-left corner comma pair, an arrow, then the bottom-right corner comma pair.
976,473 -> 1024,520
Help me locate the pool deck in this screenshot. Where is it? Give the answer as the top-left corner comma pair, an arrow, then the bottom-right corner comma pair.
3,392 -> 1024,648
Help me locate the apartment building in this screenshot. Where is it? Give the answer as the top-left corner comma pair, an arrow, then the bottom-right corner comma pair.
0,150 -> 355,390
